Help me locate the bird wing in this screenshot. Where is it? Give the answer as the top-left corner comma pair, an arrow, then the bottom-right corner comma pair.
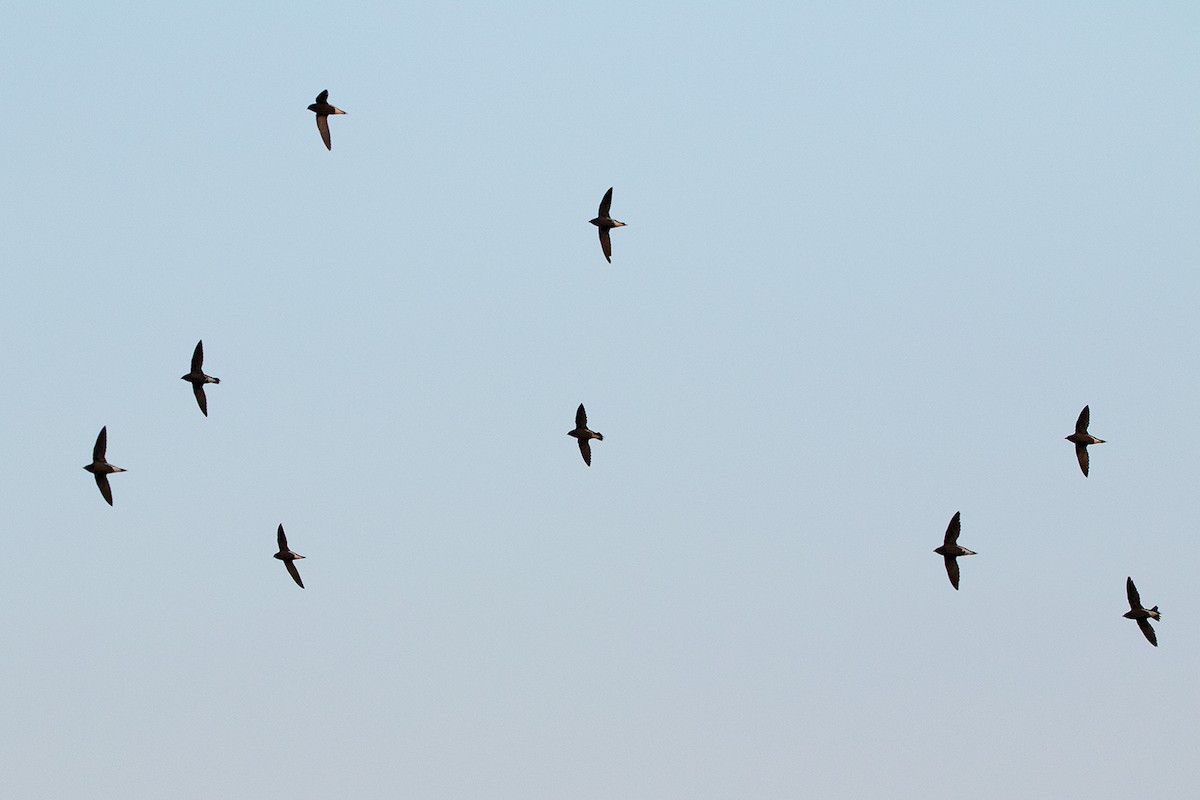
1075,444 -> 1089,477
943,511 -> 961,546
277,524 -> 288,551
1126,577 -> 1142,610
315,89 -> 329,104
316,114 -> 332,150
193,384 -> 208,417
1136,617 -> 1157,646
94,473 -> 113,506
1075,405 -> 1090,435
575,404 -> 588,428
943,555 -> 960,590
599,228 -> 612,262
93,426 -> 107,461
191,340 -> 204,372
578,438 -> 592,466
598,187 -> 613,217
285,559 -> 305,589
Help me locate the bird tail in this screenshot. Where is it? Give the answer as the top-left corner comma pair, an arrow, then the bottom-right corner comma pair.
1149,606 -> 1161,620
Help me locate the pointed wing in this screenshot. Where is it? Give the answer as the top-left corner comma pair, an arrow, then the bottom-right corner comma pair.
1136,617 -> 1157,646
578,438 -> 592,466
943,511 -> 961,546
93,426 -> 107,461
1075,405 -> 1090,435
285,559 -> 305,589
598,187 -> 614,217
193,384 -> 209,417
277,524 -> 288,551
943,555 -> 960,590
599,228 -> 612,262
191,340 -> 204,372
1075,444 -> 1089,476
316,115 -> 332,150
94,473 -> 113,506
1126,577 -> 1142,610
575,404 -> 587,428
315,89 -> 329,104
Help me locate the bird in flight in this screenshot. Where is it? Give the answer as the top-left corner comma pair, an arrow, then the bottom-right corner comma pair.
1065,405 -> 1105,476
568,403 -> 604,466
83,426 -> 126,506
308,89 -> 347,151
1123,576 -> 1160,647
273,525 -> 306,588
588,187 -> 626,263
932,511 -> 976,590
180,340 -> 221,417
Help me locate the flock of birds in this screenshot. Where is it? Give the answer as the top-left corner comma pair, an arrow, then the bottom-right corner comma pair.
932,403 -> 1160,647
79,89 -> 1161,647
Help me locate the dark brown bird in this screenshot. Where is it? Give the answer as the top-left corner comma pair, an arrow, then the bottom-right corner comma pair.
1065,405 -> 1105,476
932,511 -> 976,590
567,403 -> 604,466
180,340 -> 221,417
1123,576 -> 1160,647
308,89 -> 346,151
588,187 -> 626,263
83,426 -> 126,506
273,524 -> 305,588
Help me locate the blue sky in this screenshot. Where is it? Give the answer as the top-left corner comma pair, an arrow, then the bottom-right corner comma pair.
2,2 -> 1198,798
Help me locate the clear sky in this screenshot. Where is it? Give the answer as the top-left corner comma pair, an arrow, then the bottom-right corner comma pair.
2,2 -> 1198,798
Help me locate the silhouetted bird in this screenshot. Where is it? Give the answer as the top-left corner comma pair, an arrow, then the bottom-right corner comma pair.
83,426 -> 126,506
181,340 -> 221,417
1065,405 -> 1105,477
1123,576 -> 1160,647
274,525 -> 305,588
933,511 -> 976,590
308,89 -> 346,151
568,403 -> 604,466
588,187 -> 626,263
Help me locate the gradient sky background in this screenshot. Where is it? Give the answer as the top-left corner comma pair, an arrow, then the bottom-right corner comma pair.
2,2 -> 1198,798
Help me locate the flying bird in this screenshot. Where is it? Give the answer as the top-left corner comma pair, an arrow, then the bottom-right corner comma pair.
588,187 -> 626,263
1065,405 -> 1106,476
83,426 -> 126,506
274,524 -> 306,588
568,403 -> 604,466
180,340 -> 221,417
1123,576 -> 1160,647
308,89 -> 347,151
933,511 -> 976,590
